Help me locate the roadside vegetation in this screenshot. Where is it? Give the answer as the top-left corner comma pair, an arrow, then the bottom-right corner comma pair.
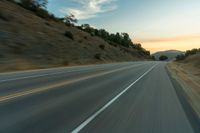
0,0 -> 152,72
8,0 -> 150,57
176,48 -> 200,61
77,24 -> 150,56
159,55 -> 168,61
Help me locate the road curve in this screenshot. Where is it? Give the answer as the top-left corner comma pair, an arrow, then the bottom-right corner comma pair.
0,61 -> 197,133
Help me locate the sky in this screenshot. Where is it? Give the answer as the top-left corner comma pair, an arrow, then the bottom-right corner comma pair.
47,0 -> 200,53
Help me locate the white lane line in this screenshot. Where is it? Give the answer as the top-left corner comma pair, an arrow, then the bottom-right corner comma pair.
71,63 -> 158,133
0,63 -> 146,83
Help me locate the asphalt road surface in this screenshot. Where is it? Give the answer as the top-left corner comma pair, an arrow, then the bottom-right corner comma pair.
0,61 -> 197,133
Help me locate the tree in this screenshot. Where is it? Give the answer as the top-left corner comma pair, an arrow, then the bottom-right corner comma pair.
98,29 -> 109,40
20,0 -> 34,8
159,55 -> 168,61
80,24 -> 95,35
114,32 -> 122,44
63,14 -> 78,25
20,0 -> 48,10
34,0 -> 48,8
119,33 -> 134,48
185,48 -> 200,57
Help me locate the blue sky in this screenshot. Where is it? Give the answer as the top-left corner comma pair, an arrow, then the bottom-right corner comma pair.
47,0 -> 200,52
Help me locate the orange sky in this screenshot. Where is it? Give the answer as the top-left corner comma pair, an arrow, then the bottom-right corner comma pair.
135,35 -> 200,53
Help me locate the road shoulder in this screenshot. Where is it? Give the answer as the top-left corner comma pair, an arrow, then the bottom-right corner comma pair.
166,63 -> 200,133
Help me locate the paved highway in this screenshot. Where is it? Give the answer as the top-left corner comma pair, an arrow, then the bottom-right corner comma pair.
0,61 -> 197,133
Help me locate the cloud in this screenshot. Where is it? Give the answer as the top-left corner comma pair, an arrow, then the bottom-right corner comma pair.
60,0 -> 118,20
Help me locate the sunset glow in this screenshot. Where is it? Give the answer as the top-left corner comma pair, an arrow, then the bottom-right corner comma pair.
136,35 -> 200,53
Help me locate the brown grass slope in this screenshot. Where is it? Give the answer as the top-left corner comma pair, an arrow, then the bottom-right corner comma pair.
181,53 -> 200,68
0,0 -> 150,72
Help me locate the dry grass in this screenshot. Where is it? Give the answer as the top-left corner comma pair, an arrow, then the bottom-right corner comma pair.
0,0 -> 148,72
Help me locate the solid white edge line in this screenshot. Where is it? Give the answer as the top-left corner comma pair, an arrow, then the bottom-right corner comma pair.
71,63 -> 158,133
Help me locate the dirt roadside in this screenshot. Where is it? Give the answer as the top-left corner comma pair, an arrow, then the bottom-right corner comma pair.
167,62 -> 200,119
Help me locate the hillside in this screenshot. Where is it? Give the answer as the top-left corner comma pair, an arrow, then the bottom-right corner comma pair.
175,53 -> 200,77
153,50 -> 183,61
0,0 -> 150,72
181,53 -> 200,68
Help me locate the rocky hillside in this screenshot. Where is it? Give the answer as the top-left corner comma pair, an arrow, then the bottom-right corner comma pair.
0,0 -> 150,72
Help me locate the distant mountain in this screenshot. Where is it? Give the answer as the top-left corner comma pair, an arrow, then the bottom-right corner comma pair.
152,50 -> 184,61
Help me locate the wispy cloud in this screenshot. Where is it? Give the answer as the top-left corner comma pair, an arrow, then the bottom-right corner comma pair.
60,0 -> 118,20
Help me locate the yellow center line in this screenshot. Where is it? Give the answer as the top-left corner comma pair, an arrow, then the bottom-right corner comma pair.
0,64 -> 145,102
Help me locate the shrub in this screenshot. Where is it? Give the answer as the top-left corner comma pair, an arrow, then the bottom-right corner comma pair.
94,53 -> 101,60
64,31 -> 74,40
35,8 -> 50,19
159,55 -> 168,61
99,44 -> 105,50
176,54 -> 186,61
49,14 -> 60,22
84,36 -> 88,40
185,48 -> 200,57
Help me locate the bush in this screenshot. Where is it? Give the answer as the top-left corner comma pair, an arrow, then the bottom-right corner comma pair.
49,14 -> 60,22
64,31 -> 74,40
99,44 -> 105,50
185,48 -> 200,57
84,36 -> 88,40
94,53 -> 101,60
35,8 -> 50,19
176,54 -> 186,61
159,55 -> 168,61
